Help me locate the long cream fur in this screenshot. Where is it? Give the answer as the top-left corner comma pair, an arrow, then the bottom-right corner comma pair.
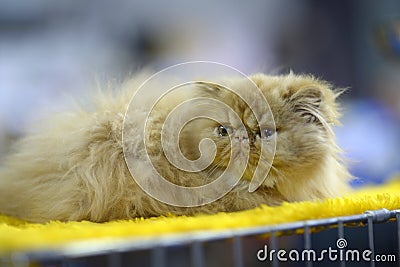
0,73 -> 351,222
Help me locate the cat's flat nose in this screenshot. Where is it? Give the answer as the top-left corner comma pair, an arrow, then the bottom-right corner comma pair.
235,135 -> 248,142
234,129 -> 250,142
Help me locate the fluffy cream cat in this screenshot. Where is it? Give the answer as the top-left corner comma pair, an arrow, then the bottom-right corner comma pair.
0,72 -> 351,222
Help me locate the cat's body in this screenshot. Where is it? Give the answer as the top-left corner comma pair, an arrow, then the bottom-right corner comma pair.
0,73 -> 351,222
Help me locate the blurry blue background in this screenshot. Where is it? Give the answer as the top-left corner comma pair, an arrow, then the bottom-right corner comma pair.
0,0 -> 399,187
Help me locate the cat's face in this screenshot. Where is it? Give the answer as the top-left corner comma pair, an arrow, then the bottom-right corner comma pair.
180,73 -> 341,189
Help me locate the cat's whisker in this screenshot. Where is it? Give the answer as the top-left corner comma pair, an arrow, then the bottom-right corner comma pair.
301,104 -> 334,136
205,158 -> 227,181
246,154 -> 285,182
204,147 -> 233,178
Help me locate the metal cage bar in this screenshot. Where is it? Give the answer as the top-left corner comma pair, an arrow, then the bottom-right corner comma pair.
397,211 -> 400,264
232,236 -> 243,267
337,219 -> 345,267
367,214 -> 375,267
190,241 -> 204,267
304,223 -> 312,267
270,231 -> 278,267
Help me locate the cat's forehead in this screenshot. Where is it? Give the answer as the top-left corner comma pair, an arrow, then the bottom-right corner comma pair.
207,78 -> 277,128
225,75 -> 286,102
204,73 -> 327,127
216,97 -> 275,129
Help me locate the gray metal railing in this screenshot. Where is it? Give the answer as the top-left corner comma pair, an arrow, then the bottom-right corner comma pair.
1,208 -> 399,267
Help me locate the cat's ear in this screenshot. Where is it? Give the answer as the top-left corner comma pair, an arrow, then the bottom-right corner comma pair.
286,84 -> 340,124
193,81 -> 225,98
194,81 -> 223,92
290,86 -> 323,123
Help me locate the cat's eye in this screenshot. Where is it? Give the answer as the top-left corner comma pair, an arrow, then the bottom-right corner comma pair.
256,128 -> 276,139
263,129 -> 275,138
217,125 -> 232,137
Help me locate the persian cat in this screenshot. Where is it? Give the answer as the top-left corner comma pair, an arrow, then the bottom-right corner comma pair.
0,72 -> 351,222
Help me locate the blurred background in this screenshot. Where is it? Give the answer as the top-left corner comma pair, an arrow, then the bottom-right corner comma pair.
0,0 -> 399,186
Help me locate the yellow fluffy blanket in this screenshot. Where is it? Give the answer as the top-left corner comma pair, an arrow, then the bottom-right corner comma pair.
1,177 -> 399,253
